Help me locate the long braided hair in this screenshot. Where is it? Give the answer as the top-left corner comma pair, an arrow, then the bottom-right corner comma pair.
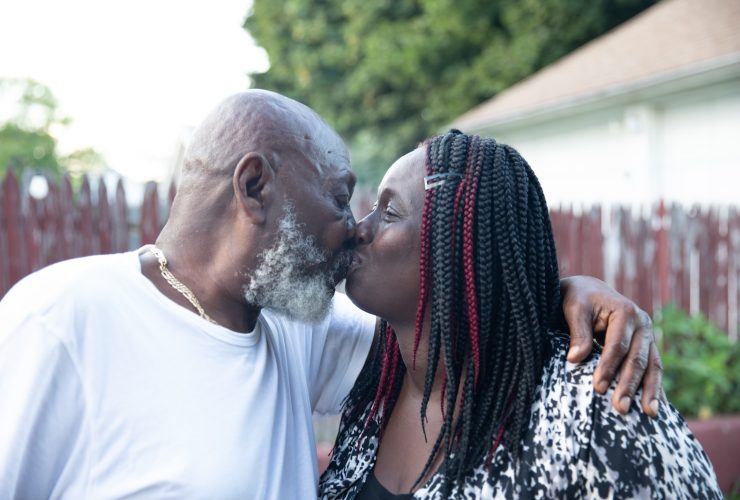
341,130 -> 561,494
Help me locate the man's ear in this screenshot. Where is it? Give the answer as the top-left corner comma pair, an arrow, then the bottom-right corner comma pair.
233,152 -> 275,225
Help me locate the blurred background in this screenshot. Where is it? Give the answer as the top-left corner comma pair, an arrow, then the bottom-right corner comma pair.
1,0 -> 738,494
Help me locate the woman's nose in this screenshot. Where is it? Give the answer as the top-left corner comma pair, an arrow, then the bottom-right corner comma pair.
353,212 -> 374,246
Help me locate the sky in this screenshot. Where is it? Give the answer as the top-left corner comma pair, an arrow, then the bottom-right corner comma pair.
0,0 -> 269,182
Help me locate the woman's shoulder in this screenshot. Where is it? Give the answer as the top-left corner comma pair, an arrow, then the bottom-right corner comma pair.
427,332 -> 721,498
528,331 -> 722,498
535,331 -> 705,459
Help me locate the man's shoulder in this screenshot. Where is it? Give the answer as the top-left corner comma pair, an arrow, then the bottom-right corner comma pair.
10,251 -> 134,291
0,251 -> 138,321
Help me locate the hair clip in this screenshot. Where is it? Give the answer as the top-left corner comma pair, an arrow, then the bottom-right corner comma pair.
424,173 -> 462,190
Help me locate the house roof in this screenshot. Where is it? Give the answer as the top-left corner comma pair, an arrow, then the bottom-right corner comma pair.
454,0 -> 740,130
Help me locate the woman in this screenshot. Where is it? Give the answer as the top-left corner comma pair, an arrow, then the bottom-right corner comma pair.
319,131 -> 720,498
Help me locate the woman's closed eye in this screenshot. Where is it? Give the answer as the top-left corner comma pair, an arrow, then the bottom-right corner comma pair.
369,200 -> 398,221
381,204 -> 399,222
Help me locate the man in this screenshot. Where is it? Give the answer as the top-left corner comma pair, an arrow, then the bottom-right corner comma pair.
0,90 -> 660,498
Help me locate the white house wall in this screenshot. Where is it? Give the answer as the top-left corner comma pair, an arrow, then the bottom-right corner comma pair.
474,79 -> 740,207
656,80 -> 740,205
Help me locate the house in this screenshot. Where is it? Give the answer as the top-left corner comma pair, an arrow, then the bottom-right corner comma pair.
452,0 -> 740,206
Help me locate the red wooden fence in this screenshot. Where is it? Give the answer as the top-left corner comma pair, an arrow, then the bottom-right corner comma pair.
0,172 -> 166,296
1,172 -> 738,338
549,203 -> 739,340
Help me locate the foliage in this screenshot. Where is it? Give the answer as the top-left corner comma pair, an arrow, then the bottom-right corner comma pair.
0,122 -> 62,175
0,78 -> 103,177
656,305 -> 739,418
63,147 -> 105,176
245,0 -> 655,183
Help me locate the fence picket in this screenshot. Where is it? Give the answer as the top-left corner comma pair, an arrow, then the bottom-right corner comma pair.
729,206 -> 739,341
59,176 -> 75,261
140,181 -> 159,245
98,181 -> 112,254
25,189 -> 40,273
77,177 -> 93,256
2,172 -> 27,287
0,175 -> 6,295
113,179 -> 128,252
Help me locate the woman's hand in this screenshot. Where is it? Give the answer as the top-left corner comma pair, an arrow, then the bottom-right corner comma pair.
560,276 -> 663,417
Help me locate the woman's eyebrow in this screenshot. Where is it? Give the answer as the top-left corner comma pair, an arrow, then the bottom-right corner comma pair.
375,186 -> 398,201
377,187 -> 414,214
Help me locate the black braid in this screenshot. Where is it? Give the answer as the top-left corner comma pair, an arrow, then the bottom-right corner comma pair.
423,132 -> 467,476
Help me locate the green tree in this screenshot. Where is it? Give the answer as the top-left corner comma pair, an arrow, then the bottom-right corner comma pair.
0,78 -> 103,177
245,0 -> 654,183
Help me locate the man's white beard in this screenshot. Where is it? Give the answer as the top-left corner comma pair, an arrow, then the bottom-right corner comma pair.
243,208 -> 349,323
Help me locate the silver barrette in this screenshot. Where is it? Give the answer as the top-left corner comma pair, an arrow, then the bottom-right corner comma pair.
424,173 -> 463,190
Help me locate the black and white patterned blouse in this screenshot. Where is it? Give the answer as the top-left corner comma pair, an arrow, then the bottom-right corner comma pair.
319,334 -> 722,499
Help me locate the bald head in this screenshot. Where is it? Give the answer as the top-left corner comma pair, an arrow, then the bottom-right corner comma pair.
182,89 -> 347,180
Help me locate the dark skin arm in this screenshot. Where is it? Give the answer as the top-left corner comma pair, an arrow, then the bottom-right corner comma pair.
561,276 -> 663,417
363,276 -> 663,417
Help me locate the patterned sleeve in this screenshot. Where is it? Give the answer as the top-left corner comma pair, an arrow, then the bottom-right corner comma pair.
567,356 -> 723,499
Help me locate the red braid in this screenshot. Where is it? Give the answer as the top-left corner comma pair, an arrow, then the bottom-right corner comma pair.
462,136 -> 482,385
412,148 -> 435,370
361,362 -> 386,433
361,324 -> 399,438
380,333 -> 401,432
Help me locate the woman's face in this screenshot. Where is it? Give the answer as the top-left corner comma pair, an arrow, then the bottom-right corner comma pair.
345,147 -> 426,325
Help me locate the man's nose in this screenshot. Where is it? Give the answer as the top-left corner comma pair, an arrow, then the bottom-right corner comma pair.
344,212 -> 357,242
352,212 -> 374,246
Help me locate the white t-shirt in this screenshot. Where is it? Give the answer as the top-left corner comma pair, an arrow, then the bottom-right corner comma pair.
0,249 -> 375,499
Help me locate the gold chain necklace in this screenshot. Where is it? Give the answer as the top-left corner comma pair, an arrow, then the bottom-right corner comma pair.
148,245 -> 218,325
